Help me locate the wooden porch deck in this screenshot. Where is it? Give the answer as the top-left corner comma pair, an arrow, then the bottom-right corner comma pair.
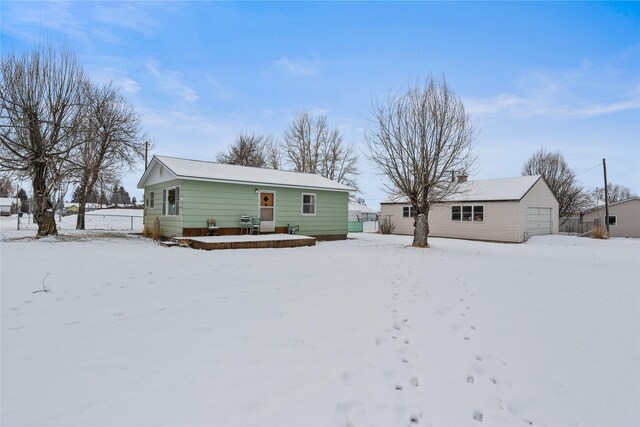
169,233 -> 316,251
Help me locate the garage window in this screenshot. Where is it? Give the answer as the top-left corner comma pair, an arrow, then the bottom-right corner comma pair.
607,215 -> 617,227
403,206 -> 414,218
451,205 -> 484,222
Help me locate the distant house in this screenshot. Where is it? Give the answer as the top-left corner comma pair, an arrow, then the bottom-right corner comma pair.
348,202 -> 379,233
348,202 -> 378,221
380,175 -> 558,243
580,197 -> 640,238
63,202 -> 103,216
0,197 -> 17,216
137,155 -> 354,240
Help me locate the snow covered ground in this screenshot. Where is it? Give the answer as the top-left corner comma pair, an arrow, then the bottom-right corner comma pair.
1,216 -> 639,427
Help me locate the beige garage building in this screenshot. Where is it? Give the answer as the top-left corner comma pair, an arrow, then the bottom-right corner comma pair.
380,175 -> 558,243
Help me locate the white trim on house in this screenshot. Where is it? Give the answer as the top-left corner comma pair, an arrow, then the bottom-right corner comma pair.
450,204 -> 485,223
258,190 -> 276,232
301,193 -> 316,216
162,186 -> 180,217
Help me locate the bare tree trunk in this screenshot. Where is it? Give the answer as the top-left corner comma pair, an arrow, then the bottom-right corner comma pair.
413,213 -> 429,247
33,163 -> 58,236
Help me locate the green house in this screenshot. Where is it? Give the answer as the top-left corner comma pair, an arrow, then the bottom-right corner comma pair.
137,155 -> 354,240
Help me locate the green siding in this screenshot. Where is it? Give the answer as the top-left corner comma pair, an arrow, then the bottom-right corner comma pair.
348,221 -> 364,233
143,179 -> 348,237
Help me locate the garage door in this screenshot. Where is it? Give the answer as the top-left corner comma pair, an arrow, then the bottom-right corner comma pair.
527,207 -> 552,236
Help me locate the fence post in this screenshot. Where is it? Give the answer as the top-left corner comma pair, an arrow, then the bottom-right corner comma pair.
131,216 -> 133,230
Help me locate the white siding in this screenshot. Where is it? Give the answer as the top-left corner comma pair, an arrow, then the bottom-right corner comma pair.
380,201 -> 523,242
380,177 -> 559,243
379,204 -> 414,235
429,201 -> 522,242
519,178 -> 559,239
582,199 -> 640,238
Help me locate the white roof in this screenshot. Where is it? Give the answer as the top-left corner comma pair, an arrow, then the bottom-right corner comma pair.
0,197 -> 17,205
348,202 -> 377,214
381,175 -> 544,203
585,196 -> 640,212
138,155 -> 355,192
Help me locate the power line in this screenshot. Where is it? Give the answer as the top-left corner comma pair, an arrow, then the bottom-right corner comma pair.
575,163 -> 602,177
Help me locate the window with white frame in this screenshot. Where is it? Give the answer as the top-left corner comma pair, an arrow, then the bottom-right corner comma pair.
607,215 -> 617,227
147,191 -> 154,208
163,187 -> 179,216
302,193 -> 316,215
402,206 -> 414,218
451,205 -> 483,222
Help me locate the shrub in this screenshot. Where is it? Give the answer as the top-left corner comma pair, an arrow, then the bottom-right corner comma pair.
152,217 -> 161,240
379,217 -> 396,235
591,226 -> 608,239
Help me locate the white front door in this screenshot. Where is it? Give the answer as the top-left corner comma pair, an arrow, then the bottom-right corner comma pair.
259,191 -> 275,232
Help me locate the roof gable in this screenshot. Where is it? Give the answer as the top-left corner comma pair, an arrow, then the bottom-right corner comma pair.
138,155 -> 355,192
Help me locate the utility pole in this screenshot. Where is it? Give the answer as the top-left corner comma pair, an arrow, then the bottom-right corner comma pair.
145,141 -> 149,171
15,181 -> 19,230
603,158 -> 610,236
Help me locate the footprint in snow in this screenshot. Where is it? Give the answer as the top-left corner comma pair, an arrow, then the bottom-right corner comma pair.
466,375 -> 475,384
112,312 -> 126,317
409,413 -> 422,424
463,336 -> 470,341
410,377 -> 419,387
472,410 -> 483,422
470,325 -> 476,330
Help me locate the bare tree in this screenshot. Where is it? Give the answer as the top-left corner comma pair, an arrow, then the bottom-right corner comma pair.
0,175 -> 13,196
264,137 -> 282,170
0,45 -> 85,236
217,132 -> 276,168
592,183 -> 635,205
283,111 -> 359,188
367,76 -> 476,247
71,81 -> 144,229
521,149 -> 588,217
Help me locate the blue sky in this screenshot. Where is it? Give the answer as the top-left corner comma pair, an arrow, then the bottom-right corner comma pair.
2,1 -> 639,207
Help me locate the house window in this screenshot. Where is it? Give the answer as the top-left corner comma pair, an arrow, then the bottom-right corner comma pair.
473,206 -> 484,222
148,191 -> 154,208
302,193 -> 316,215
451,205 -> 484,222
163,187 -> 179,216
462,206 -> 472,221
451,206 -> 461,221
607,215 -> 617,227
402,206 -> 414,218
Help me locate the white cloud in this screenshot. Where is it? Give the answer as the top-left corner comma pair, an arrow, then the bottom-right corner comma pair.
274,55 -> 321,76
114,77 -> 141,95
465,61 -> 639,120
146,60 -> 199,103
92,3 -> 162,37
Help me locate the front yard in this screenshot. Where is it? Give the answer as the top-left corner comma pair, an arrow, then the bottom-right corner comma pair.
1,222 -> 638,426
